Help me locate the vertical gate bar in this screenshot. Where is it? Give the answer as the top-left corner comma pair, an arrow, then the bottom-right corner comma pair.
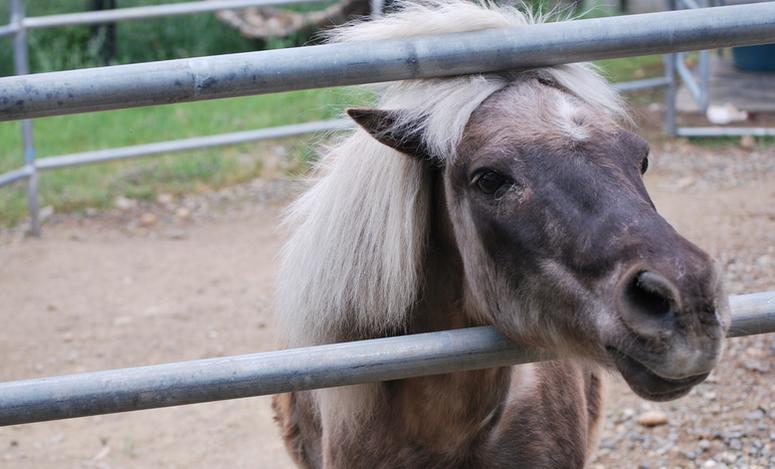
697,0 -> 710,111
663,54 -> 678,136
698,51 -> 710,112
370,0 -> 384,17
664,0 -> 678,137
11,0 -> 41,236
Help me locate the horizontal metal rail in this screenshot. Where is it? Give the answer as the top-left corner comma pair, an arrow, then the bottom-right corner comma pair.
35,119 -> 352,170
20,0 -> 316,30
0,291 -> 772,427
0,165 -> 32,188
0,79 -> 670,186
0,24 -> 16,38
676,127 -> 775,137
612,76 -> 671,92
727,291 -> 775,337
1,3 -> 774,122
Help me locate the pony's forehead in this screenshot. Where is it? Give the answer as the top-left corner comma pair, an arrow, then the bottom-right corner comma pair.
372,66 -> 624,164
462,80 -> 620,151
331,0 -> 626,162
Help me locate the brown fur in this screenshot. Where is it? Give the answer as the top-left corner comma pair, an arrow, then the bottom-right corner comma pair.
273,364 -> 604,468
273,77 -> 727,468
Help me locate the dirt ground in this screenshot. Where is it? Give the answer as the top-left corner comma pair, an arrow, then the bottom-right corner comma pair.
0,140 -> 773,468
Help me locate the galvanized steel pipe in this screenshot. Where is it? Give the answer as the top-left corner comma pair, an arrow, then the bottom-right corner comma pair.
11,0 -> 41,236
676,56 -> 704,103
0,166 -> 31,188
35,119 -> 352,170
612,76 -> 671,92
0,24 -> 16,38
21,0 -> 316,29
677,127 -> 775,137
1,3 -> 774,121
0,291 -> 772,427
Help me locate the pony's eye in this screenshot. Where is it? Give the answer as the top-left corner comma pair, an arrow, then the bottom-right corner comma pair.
473,170 -> 513,198
537,76 -> 556,87
640,156 -> 649,174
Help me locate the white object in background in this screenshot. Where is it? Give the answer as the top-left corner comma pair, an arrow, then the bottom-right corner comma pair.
706,103 -> 749,125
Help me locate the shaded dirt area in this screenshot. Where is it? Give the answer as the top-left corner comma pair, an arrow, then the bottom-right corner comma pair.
0,142 -> 773,468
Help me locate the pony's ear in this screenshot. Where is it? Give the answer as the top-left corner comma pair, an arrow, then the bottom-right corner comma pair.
347,108 -> 432,161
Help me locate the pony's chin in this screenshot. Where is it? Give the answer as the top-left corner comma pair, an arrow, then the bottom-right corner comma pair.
606,347 -> 709,402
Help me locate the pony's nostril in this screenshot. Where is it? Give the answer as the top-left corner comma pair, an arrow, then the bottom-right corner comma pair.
624,271 -> 676,319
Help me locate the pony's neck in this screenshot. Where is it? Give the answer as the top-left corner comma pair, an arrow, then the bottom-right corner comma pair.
324,167 -> 512,463
409,167 -> 469,332
391,168 -> 511,453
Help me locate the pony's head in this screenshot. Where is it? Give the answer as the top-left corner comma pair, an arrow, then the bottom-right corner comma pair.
278,0 -> 729,403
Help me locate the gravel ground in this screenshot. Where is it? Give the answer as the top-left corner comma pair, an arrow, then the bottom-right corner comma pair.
0,138 -> 773,468
591,139 -> 775,469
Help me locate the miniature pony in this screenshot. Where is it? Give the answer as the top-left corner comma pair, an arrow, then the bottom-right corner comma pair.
273,2 -> 728,467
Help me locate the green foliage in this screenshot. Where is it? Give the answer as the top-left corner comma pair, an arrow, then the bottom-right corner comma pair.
595,55 -> 664,83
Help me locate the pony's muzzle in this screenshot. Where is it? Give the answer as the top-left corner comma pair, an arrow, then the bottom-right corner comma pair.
608,267 -> 727,400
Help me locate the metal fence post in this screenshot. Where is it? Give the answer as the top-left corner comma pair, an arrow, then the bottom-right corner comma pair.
697,0 -> 710,112
11,0 -> 41,236
697,52 -> 710,112
664,53 -> 678,137
664,0 -> 678,137
370,0 -> 384,17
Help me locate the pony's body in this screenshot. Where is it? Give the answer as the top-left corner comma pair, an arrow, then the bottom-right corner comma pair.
273,2 -> 729,467
275,365 -> 602,468
275,166 -> 604,466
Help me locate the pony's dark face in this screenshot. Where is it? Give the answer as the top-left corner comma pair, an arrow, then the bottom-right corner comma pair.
346,77 -> 729,402
446,81 -> 729,401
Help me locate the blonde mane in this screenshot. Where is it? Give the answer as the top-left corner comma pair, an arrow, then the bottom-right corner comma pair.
276,0 -> 626,348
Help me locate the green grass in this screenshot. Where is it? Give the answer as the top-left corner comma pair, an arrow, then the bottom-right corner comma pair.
0,88 -> 371,225
595,55 -> 664,84
0,0 -> 366,227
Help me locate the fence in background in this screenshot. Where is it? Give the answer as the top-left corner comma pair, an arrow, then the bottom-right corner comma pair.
0,0 -> 354,236
0,291 -> 774,426
3,2 -> 774,234
666,0 -> 775,137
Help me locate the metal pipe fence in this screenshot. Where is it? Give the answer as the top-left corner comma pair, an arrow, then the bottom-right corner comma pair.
20,0 -> 316,29
0,23 -> 14,37
666,0 -> 775,137
0,0 -> 335,236
611,76 -> 671,93
676,127 -> 775,137
676,58 -> 705,106
3,4 -> 775,121
0,165 -> 30,187
2,3 -> 775,235
1,291 -> 773,427
32,120 -> 352,171
9,0 -> 40,234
